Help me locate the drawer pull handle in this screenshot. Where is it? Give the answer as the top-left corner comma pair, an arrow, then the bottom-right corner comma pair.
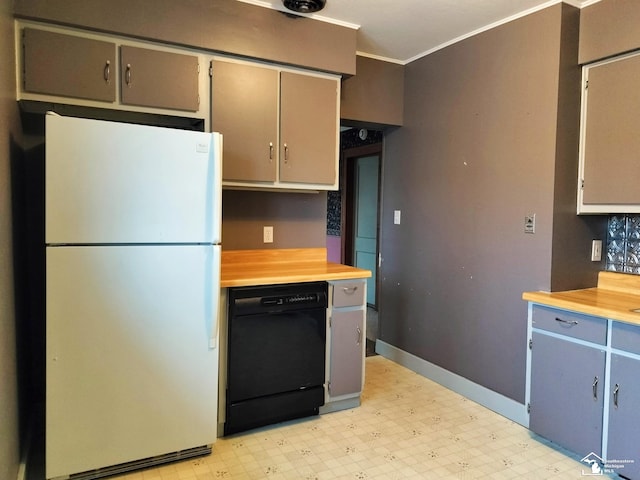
104,60 -> 111,83
269,142 -> 274,161
613,383 -> 620,408
356,326 -> 362,345
342,286 -> 358,295
592,376 -> 599,400
125,63 -> 132,86
555,317 -> 578,326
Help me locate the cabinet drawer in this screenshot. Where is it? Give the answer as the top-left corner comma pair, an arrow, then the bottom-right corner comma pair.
532,305 -> 607,344
611,321 -> 640,355
332,281 -> 365,308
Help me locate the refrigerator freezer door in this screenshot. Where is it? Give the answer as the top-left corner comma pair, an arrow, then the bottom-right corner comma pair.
45,245 -> 220,479
45,114 -> 222,245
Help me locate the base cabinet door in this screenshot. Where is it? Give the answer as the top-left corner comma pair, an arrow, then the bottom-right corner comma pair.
328,309 -> 365,397
530,332 -> 605,456
607,354 -> 640,479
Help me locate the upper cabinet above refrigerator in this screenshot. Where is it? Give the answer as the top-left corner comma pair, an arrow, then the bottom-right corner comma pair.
22,28 -> 117,103
578,51 -> 640,214
211,58 -> 340,191
18,24 -> 209,124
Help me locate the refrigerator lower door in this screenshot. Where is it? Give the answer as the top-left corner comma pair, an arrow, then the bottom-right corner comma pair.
45,245 -> 220,479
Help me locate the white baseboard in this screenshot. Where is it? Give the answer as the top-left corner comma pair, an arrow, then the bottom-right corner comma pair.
374,340 -> 529,428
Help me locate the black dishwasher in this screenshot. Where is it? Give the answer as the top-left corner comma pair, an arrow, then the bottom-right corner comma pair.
225,282 -> 327,435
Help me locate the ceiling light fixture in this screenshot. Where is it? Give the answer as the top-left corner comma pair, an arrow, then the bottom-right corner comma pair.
282,0 -> 326,14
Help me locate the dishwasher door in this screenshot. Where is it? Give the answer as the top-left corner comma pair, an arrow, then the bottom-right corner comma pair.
225,282 -> 327,434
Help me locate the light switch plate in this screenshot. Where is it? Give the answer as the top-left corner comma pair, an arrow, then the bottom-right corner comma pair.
394,210 -> 401,225
591,240 -> 602,262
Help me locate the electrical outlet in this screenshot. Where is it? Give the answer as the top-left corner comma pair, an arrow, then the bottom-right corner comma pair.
263,226 -> 273,243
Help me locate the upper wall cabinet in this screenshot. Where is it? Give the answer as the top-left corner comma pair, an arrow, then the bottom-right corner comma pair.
22,28 -> 116,102
18,25 -> 208,123
120,46 -> 199,112
578,51 -> 640,214
211,58 -> 339,191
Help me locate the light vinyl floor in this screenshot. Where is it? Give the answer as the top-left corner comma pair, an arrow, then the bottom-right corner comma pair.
110,355 -> 613,480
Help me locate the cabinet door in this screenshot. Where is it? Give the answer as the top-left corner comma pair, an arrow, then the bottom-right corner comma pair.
329,310 -> 364,397
23,28 -> 116,102
280,72 -> 338,185
580,52 -> 640,209
211,60 -> 278,182
607,354 -> 640,479
530,332 -> 605,456
120,46 -> 199,111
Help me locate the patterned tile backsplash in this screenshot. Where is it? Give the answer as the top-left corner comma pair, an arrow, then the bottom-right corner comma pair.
606,215 -> 640,274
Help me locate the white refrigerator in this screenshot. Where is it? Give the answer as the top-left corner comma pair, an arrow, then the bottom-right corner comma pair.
44,113 -> 222,480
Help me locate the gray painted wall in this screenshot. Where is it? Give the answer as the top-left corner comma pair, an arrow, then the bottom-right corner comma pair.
222,190 -> 328,250
0,0 -> 20,477
379,4 -> 604,404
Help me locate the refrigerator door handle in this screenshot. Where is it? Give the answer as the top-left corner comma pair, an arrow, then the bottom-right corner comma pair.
208,246 -> 221,350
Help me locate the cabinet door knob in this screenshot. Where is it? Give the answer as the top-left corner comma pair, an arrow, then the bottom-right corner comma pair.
283,143 -> 289,163
269,142 -> 274,161
613,383 -> 620,408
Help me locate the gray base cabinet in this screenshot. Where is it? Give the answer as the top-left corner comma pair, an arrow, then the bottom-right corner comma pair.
607,354 -> 640,479
321,280 -> 367,413
527,303 -> 640,479
328,309 -> 365,397
530,332 -> 605,456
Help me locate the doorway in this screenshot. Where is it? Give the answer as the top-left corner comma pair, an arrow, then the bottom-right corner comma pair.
340,129 -> 382,355
343,148 -> 381,308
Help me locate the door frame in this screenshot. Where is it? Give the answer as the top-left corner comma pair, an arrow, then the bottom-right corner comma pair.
341,142 -> 382,308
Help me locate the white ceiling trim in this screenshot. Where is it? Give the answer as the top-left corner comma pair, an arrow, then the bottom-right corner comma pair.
404,0 -> 562,65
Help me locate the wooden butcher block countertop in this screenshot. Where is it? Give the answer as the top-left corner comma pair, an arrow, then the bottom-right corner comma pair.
221,248 -> 372,288
523,271 -> 640,326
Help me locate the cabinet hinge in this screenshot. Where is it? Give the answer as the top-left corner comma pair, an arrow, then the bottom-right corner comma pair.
529,338 -> 533,350
580,179 -> 585,190
585,79 -> 589,90
197,63 -> 200,74
209,61 -> 213,77
527,403 -> 531,414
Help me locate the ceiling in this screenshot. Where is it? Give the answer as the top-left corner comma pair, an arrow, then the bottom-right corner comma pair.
238,0 -> 596,64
